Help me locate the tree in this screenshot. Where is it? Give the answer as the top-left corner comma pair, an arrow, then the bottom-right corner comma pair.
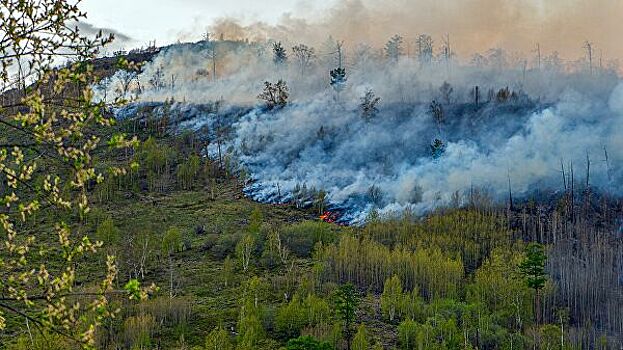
236,234 -> 256,272
519,243 -> 547,325
273,41 -> 288,64
237,310 -> 264,349
292,44 -> 316,75
329,41 -> 347,92
397,319 -> 418,350
352,324 -> 369,350
385,34 -> 404,61
205,325 -> 233,350
248,207 -> 264,235
177,154 -> 201,190
204,37 -> 218,81
330,67 -> 347,91
276,295 -> 307,339
335,284 -> 359,350
416,34 -> 434,65
96,217 -> 122,253
222,255 -> 236,287
0,1 -> 144,347
162,226 -> 183,298
429,100 -> 444,134
258,80 -> 289,110
114,59 -> 141,99
359,89 -> 381,122
430,138 -> 446,159
439,81 -> 453,105
148,64 -> 166,91
380,275 -> 402,322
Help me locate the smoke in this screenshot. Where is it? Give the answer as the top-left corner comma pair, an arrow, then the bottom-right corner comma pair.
216,78 -> 623,223
74,21 -> 134,53
99,4 -> 623,223
207,0 -> 623,64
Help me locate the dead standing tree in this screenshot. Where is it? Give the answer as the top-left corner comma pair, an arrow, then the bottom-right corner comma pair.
203,32 -> 218,81
292,44 -> 316,76
584,41 -> 594,75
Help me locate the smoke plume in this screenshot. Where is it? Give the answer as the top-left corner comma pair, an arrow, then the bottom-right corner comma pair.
99,4 -> 623,223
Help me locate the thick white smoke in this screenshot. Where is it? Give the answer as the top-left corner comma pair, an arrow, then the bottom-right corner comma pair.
106,41 -> 622,223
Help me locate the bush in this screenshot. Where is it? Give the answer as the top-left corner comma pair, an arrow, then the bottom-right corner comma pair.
286,335 -> 335,350
210,233 -> 242,260
280,222 -> 339,257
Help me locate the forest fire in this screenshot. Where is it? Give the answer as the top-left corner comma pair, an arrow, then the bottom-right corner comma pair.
319,211 -> 340,224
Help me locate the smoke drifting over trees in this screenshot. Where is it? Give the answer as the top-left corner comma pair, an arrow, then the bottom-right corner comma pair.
203,0 -> 623,66
100,33 -> 621,223
93,0 -> 623,223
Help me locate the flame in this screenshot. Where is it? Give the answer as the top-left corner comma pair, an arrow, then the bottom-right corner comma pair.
320,211 -> 339,223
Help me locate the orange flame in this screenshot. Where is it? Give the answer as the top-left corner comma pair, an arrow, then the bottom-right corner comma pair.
320,211 -> 338,223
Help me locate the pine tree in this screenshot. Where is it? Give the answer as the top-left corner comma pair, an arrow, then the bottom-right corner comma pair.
519,243 -> 547,325
273,41 -> 288,64
360,89 -> 381,122
335,284 -> 359,350
385,34 -> 404,61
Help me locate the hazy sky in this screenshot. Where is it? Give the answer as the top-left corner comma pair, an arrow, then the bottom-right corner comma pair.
80,0 -> 332,47
80,0 -> 623,62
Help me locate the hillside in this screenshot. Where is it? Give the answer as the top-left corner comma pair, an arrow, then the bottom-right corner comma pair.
1,15 -> 623,350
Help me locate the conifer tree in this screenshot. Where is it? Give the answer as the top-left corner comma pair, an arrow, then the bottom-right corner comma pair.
273,41 -> 288,64
335,284 -> 359,350
385,34 -> 404,61
519,243 -> 547,325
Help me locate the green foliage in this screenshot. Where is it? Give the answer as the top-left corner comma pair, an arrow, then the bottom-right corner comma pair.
205,325 -> 233,350
519,243 -> 547,291
276,295 -> 308,339
237,310 -> 265,349
334,283 -> 359,348
352,324 -> 369,350
96,217 -> 121,248
124,279 -> 143,300
177,153 -> 201,190
286,335 -> 334,350
280,221 -> 339,257
236,234 -> 256,271
137,137 -> 177,192
276,293 -> 333,340
467,249 -> 533,329
222,255 -> 236,287
397,319 -> 418,350
0,0 -> 144,346
316,234 -> 463,299
8,332 -> 74,350
248,207 -> 264,235
380,275 -> 403,322
162,226 -> 183,256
